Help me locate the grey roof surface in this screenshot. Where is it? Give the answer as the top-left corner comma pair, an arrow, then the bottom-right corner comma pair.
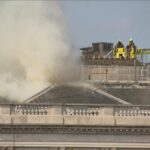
27,84 -> 150,105
1,83 -> 150,105
106,88 -> 150,105
28,85 -> 119,104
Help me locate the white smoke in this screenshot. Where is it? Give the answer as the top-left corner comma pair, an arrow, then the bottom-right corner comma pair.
0,1 -> 79,101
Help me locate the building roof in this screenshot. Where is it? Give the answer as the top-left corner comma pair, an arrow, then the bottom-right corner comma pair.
1,83 -> 150,105
22,83 -> 150,105
26,84 -> 119,104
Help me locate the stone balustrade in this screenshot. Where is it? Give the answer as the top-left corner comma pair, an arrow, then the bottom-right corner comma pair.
115,106 -> 150,117
0,104 -> 150,126
64,106 -> 100,116
14,104 -> 48,115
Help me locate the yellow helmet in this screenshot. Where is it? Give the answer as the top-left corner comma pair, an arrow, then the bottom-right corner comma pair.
129,38 -> 133,42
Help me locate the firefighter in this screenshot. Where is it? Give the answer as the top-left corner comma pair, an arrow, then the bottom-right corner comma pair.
126,38 -> 137,59
113,40 -> 125,59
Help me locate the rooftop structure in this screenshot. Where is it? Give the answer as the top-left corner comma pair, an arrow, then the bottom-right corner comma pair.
80,42 -> 113,60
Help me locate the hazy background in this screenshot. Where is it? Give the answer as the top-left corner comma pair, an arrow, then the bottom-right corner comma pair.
61,1 -> 150,49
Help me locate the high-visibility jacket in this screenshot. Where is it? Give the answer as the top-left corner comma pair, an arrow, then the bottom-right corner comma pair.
126,43 -> 136,59
130,47 -> 136,59
115,48 -> 125,58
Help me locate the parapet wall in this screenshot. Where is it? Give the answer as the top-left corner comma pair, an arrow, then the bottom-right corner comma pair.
0,104 -> 150,126
81,65 -> 150,82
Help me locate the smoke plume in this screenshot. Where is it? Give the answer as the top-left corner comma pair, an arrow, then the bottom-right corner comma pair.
0,1 -> 79,101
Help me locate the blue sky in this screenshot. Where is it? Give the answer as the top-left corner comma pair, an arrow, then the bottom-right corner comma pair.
61,1 -> 150,49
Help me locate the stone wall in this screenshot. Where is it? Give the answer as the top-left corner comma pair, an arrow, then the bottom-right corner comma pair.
81,65 -> 150,82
